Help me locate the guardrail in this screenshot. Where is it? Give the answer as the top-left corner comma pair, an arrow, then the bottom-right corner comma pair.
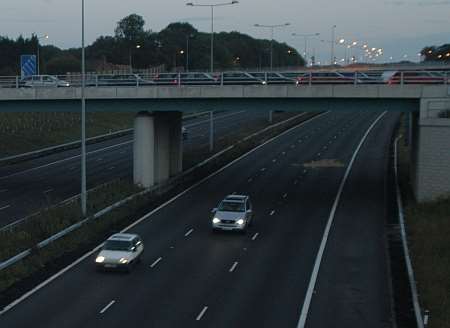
0,70 -> 449,88
0,111 -> 312,272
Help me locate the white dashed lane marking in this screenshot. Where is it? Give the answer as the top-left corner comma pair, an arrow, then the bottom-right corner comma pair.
150,257 -> 162,268
196,306 -> 208,321
99,300 -> 116,314
229,262 -> 239,273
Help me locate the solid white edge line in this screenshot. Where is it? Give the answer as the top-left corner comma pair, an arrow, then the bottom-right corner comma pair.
99,300 -> 116,314
296,111 -> 387,328
0,111 -> 329,316
196,306 -> 208,321
394,137 -> 424,328
0,205 -> 11,211
150,257 -> 163,268
184,228 -> 194,237
229,262 -> 239,273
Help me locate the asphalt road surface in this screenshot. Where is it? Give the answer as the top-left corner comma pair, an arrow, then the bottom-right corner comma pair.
0,110 -> 400,327
0,110 -> 271,228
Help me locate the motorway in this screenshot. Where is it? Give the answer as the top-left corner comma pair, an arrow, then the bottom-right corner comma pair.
0,110 -> 400,327
0,110 -> 272,228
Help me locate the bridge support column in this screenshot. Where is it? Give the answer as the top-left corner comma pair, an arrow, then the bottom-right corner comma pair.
411,98 -> 450,202
169,112 -> 183,176
133,111 -> 183,188
133,112 -> 155,188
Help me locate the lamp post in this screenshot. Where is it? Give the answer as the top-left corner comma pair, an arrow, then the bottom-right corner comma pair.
320,37 -> 344,65
129,44 -> 141,73
36,34 -> 49,75
254,22 -> 290,70
186,34 -> 194,72
291,32 -> 320,66
186,1 -> 239,72
81,0 -> 87,216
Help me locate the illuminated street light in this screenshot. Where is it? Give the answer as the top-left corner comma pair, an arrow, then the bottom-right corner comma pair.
36,34 -> 49,75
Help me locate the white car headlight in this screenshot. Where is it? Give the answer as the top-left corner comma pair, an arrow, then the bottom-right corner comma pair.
212,218 -> 220,224
237,219 -> 245,225
119,258 -> 128,264
95,256 -> 105,263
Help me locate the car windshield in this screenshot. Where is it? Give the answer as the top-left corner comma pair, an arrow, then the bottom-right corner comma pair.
103,240 -> 132,251
218,201 -> 245,212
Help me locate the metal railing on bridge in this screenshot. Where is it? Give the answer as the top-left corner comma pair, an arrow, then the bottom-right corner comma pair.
0,70 -> 449,89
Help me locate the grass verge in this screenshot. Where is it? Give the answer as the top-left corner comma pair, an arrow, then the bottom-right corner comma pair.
397,116 -> 450,328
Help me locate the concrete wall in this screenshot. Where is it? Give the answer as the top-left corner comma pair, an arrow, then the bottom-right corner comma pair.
412,98 -> 450,202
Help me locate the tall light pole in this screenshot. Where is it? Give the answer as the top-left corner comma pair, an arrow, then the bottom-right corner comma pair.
36,34 -> 49,75
186,1 -> 239,72
331,25 -> 336,65
129,44 -> 141,73
254,22 -> 290,71
186,34 -> 194,72
81,0 -> 87,216
291,32 -> 320,66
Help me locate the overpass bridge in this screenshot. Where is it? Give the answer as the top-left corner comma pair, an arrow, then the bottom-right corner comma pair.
0,80 -> 449,202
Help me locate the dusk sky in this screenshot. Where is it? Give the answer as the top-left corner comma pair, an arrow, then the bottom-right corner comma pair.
2,0 -> 450,64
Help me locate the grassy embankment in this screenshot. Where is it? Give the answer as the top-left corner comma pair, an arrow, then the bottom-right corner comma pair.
0,112 -> 135,157
397,119 -> 450,328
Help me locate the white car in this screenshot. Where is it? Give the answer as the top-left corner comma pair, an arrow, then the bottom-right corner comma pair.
95,233 -> 144,272
211,195 -> 253,233
20,75 -> 70,88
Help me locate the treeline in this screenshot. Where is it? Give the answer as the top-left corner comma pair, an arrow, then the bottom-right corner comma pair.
421,44 -> 450,62
0,14 -> 304,75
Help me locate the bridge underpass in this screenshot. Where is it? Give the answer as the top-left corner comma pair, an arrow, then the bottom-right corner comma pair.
1,84 -> 449,201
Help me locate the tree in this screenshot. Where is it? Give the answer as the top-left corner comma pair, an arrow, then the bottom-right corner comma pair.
115,14 -> 146,42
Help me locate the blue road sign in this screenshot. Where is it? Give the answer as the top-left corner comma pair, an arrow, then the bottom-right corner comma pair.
21,55 -> 37,78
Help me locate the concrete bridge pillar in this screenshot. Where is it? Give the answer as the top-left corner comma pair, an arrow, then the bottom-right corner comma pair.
411,98 -> 450,202
133,111 -> 183,188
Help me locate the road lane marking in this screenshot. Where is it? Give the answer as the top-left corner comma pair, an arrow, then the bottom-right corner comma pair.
317,153 -> 321,156
272,159 -> 277,163
296,111 -> 387,328
248,178 -> 253,183
99,300 -> 116,314
282,151 -> 286,155
150,257 -> 162,268
0,205 -> 11,211
69,166 -> 76,170
229,262 -> 239,273
260,168 -> 266,172
252,232 -> 259,241
196,306 -> 208,321
0,112 -> 331,317
96,158 -> 103,162
109,166 -> 115,170
44,189 -> 53,194
270,210 -> 275,216
185,228 -> 194,237
283,193 -> 288,199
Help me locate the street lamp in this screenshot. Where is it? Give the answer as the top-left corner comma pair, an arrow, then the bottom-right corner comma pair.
291,32 -> 320,66
36,34 -> 49,75
129,44 -> 141,73
254,22 -> 290,70
185,34 -> 195,72
81,0 -> 87,216
186,1 -> 239,72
